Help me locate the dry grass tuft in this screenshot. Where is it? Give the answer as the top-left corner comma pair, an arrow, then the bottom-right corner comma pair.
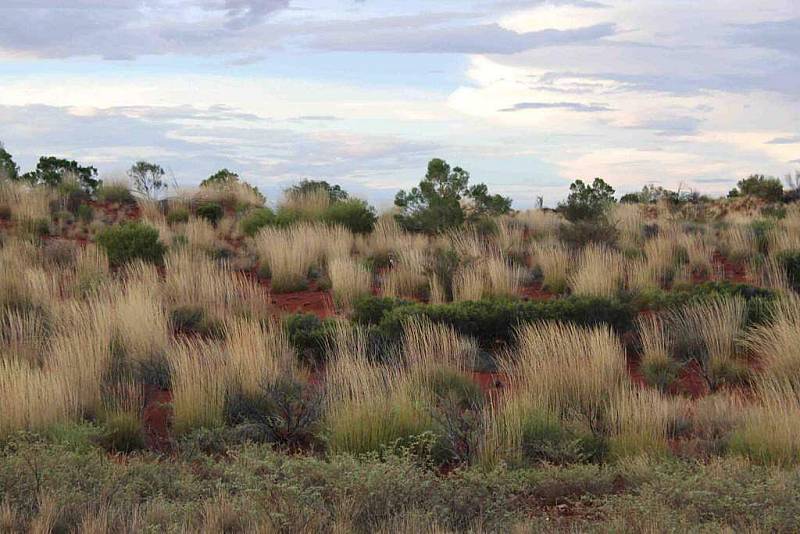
569,244 -> 624,298
329,257 -> 372,310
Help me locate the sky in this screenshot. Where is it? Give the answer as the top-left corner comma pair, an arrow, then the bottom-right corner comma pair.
0,1 -> 798,208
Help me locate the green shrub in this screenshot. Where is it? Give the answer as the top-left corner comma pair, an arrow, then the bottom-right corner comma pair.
170,305 -> 223,338
641,356 -> 681,392
361,295 -> 635,346
284,313 -> 337,365
323,198 -> 377,233
520,410 -> 605,465
352,295 -> 410,325
733,174 -> 784,202
558,220 -> 618,248
240,207 -> 275,237
96,183 -> 135,204
96,222 -> 166,267
779,250 -> 800,291
196,201 -> 224,225
76,203 -> 93,223
166,207 -> 190,225
95,412 -> 145,453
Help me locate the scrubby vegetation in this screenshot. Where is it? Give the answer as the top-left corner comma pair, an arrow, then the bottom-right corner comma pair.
2,147 -> 800,530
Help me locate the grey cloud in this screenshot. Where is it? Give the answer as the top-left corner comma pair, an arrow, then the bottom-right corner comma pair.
0,104 -> 437,204
730,18 -> 800,57
305,22 -> 616,54
767,135 -> 800,145
500,101 -> 613,112
631,116 -> 701,136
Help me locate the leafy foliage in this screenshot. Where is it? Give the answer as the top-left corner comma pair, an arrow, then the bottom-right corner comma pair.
128,161 -> 167,199
286,179 -> 348,203
730,174 -> 784,202
21,156 -> 100,193
322,198 -> 377,233
0,142 -> 19,180
196,201 -> 224,225
96,222 -> 166,267
558,178 -> 616,222
240,207 -> 275,236
394,158 -> 511,233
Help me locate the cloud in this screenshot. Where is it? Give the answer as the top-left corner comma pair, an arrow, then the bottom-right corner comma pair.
0,104 -> 438,203
500,101 -> 612,112
730,17 -> 800,57
305,22 -> 617,54
767,135 -> 800,145
630,116 -> 702,136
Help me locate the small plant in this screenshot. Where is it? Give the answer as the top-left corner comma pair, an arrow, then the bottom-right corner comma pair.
240,207 -> 275,237
196,202 -> 224,225
96,182 -> 135,204
75,203 -> 93,223
96,222 -> 166,267
166,207 -> 190,225
170,305 -> 223,338
96,412 -> 145,453
323,198 -> 377,233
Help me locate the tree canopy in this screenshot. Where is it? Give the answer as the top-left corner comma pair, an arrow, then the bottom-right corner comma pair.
21,156 -> 100,193
128,161 -> 167,199
558,178 -> 616,222
286,179 -> 348,203
0,143 -> 19,181
729,174 -> 784,202
394,158 -> 512,233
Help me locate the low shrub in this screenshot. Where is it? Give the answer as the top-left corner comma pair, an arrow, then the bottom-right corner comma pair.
95,412 -> 145,453
323,198 -> 377,233
96,183 -> 135,204
96,222 -> 166,267
284,313 -> 337,365
558,220 -> 618,248
240,207 -> 275,237
196,202 -> 224,225
75,203 -> 93,223
170,305 -> 223,338
166,207 -> 190,225
357,295 -> 635,346
778,250 -> 800,291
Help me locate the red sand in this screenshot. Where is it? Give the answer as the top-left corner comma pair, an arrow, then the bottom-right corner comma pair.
142,387 -> 173,452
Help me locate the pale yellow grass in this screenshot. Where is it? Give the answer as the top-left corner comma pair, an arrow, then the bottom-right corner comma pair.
329,257 -> 372,310
167,339 -> 226,435
452,256 -> 522,301
515,209 -> 562,240
224,317 -> 297,396
569,244 -> 624,298
530,239 -> 572,293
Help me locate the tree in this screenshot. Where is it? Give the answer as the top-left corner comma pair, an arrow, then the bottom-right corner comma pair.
730,174 -> 783,202
394,158 -> 511,233
21,156 -> 100,193
201,169 -> 265,204
558,178 -> 616,222
286,179 -> 348,203
200,168 -> 240,188
0,143 -> 19,181
128,161 -> 167,199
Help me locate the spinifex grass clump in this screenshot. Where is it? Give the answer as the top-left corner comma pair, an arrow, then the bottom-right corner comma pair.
167,339 -> 226,435
483,322 -> 629,467
329,257 -> 372,311
569,244 -> 625,298
452,255 -> 522,302
530,240 -> 572,293
667,297 -> 748,392
637,314 -> 681,392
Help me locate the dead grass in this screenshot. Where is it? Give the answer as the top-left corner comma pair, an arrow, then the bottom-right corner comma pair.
167,339 -> 226,435
569,244 -> 624,298
329,257 -> 372,311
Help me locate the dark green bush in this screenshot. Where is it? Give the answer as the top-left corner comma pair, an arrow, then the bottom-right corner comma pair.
76,203 -> 93,223
196,201 -> 224,225
359,295 -> 635,346
96,183 -> 135,204
733,174 -> 784,202
240,207 -> 275,237
96,222 -> 166,268
778,250 -> 800,292
170,305 -> 223,338
323,198 -> 377,233
95,412 -> 145,453
284,313 -> 337,365
352,295 -> 410,325
558,220 -> 618,248
165,207 -> 190,224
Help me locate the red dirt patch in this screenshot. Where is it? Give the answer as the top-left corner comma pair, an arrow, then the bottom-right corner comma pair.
143,387 -> 173,452
519,282 -> 556,301
271,283 -> 336,318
